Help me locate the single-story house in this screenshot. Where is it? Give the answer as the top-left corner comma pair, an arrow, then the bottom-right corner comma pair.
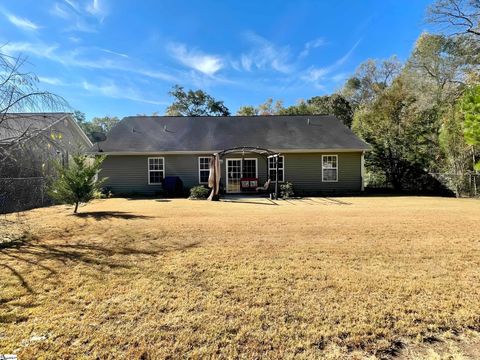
96,115 -> 370,196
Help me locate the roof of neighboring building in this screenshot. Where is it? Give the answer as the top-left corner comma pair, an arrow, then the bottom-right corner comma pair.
0,112 -> 92,147
96,115 -> 370,153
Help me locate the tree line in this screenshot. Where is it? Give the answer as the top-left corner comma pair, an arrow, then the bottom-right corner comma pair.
155,0 -> 480,196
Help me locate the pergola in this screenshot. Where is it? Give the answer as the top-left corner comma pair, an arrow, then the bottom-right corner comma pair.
214,146 -> 282,200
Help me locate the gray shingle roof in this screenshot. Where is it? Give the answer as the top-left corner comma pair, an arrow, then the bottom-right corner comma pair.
97,115 -> 370,153
0,113 -> 69,144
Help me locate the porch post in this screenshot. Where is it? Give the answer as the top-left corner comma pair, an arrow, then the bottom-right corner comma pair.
275,155 -> 279,200
361,151 -> 365,192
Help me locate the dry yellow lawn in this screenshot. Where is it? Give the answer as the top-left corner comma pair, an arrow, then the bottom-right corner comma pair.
1,196 -> 479,359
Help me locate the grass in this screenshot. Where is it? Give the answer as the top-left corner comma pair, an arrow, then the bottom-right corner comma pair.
0,196 -> 479,359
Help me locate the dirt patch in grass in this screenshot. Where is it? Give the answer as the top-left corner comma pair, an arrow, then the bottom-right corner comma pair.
0,196 -> 479,359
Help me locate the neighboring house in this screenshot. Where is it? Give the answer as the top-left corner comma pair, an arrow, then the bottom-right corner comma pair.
0,113 -> 93,212
96,115 -> 370,196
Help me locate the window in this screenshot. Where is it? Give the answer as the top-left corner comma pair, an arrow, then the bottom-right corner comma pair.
198,157 -> 210,184
242,159 -> 257,178
322,155 -> 338,182
148,157 -> 164,184
268,155 -> 284,182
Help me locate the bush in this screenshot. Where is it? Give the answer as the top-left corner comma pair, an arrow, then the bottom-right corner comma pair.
280,182 -> 294,199
189,185 -> 210,199
48,154 -> 106,213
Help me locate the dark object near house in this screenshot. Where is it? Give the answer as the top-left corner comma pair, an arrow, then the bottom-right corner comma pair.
91,132 -> 107,143
163,176 -> 183,197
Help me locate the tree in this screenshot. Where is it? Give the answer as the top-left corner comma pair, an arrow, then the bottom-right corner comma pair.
90,116 -> 120,133
278,95 -> 354,127
236,105 -> 258,116
236,98 -> 284,115
280,100 -> 314,116
427,0 -> 480,38
165,85 -> 230,116
73,112 -> 120,142
405,33 -> 466,108
48,154 -> 106,213
0,50 -> 67,163
460,84 -> 480,170
353,78 -> 439,190
307,94 -> 353,127
341,57 -> 402,109
439,104 -> 472,195
257,98 -> 284,115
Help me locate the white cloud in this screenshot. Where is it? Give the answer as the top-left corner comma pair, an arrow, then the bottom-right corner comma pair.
38,76 -> 64,85
167,42 -> 224,76
86,0 -> 107,21
64,0 -> 81,12
100,48 -> 129,58
2,41 -> 178,83
239,32 -> 293,74
4,13 -> 39,31
299,38 -> 326,58
1,42 -> 58,58
82,80 -> 167,105
51,3 -> 70,19
301,39 -> 361,88
51,0 -> 107,32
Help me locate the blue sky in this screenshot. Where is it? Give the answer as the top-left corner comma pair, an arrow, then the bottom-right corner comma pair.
1,0 -> 433,120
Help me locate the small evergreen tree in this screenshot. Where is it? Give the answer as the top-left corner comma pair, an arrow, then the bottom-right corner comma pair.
48,154 -> 106,213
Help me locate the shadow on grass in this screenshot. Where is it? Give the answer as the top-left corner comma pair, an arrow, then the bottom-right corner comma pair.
0,232 -> 200,297
71,211 -> 153,220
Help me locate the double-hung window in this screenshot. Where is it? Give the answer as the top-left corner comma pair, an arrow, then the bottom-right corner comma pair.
268,155 -> 284,182
148,157 -> 164,184
198,157 -> 210,184
322,155 -> 338,182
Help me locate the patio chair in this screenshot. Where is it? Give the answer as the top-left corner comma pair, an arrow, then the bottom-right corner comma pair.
255,179 -> 271,192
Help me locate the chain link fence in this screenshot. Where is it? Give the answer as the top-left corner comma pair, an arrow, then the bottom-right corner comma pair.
429,173 -> 479,198
0,177 -> 50,214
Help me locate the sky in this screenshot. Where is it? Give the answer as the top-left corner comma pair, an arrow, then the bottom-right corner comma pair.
1,0 -> 434,120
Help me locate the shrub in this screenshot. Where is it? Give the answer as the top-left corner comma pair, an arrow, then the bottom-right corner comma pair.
48,154 -> 106,213
189,185 -> 210,199
280,182 -> 294,199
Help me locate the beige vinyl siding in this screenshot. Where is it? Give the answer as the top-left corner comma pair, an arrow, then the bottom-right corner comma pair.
100,152 -> 363,196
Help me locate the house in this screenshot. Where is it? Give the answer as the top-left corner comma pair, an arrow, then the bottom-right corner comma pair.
0,113 -> 93,212
96,115 -> 370,196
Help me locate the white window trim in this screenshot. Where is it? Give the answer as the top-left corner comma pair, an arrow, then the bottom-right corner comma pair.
268,155 -> 285,183
147,157 -> 165,185
322,155 -> 338,182
198,156 -> 210,184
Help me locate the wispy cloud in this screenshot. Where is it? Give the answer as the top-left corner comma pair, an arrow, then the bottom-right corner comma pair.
50,3 -> 70,19
3,12 -> 40,31
301,39 -> 361,88
167,42 -> 224,76
1,42 -> 59,59
85,0 -> 107,22
100,48 -> 129,58
238,32 -> 294,73
2,41 -> 178,83
299,38 -> 326,58
82,80 -> 167,105
38,76 -> 64,85
50,0 -> 108,32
